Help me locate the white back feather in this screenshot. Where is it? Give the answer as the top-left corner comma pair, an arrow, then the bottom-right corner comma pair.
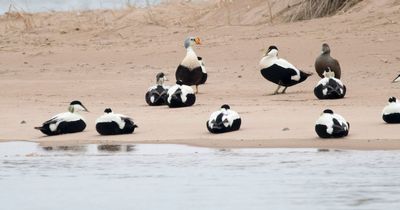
167,84 -> 194,103
48,112 -> 85,132
383,102 -> 400,115
96,113 -> 127,129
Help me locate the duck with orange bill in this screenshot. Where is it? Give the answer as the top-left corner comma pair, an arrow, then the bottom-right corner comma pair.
175,37 -> 207,93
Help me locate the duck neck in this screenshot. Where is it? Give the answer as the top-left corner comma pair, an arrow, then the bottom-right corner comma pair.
186,46 -> 197,57
181,47 -> 199,68
156,79 -> 164,86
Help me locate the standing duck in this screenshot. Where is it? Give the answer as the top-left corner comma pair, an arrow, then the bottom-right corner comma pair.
167,80 -> 196,108
175,37 -> 207,93
315,43 -> 341,79
314,68 -> 346,99
34,100 -> 88,136
206,104 -> 241,134
260,45 -> 312,95
315,109 -> 349,138
382,97 -> 400,123
145,72 -> 169,106
96,108 -> 138,135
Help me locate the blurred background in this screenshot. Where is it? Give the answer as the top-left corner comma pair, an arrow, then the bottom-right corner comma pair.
0,0 -> 161,14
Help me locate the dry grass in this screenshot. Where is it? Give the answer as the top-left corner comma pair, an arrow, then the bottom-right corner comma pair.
4,3 -> 34,31
286,0 -> 362,22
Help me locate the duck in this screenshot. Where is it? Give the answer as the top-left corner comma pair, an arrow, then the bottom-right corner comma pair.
315,43 -> 341,79
95,108 -> 138,135
315,109 -> 349,138
145,72 -> 169,106
34,100 -> 88,136
314,68 -> 346,99
175,37 -> 207,93
392,74 -> 400,83
167,80 -> 196,108
260,45 -> 312,95
382,97 -> 400,123
206,104 -> 241,134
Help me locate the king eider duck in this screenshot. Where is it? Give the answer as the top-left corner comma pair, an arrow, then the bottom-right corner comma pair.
315,43 -> 341,79
145,72 -> 169,106
167,80 -> 196,108
207,104 -> 241,134
315,109 -> 349,138
96,108 -> 138,135
392,74 -> 400,83
314,68 -> 346,99
382,97 -> 400,123
34,100 -> 88,136
175,37 -> 207,93
260,45 -> 312,95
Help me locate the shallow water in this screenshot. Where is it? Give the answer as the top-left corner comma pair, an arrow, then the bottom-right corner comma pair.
1,141 -> 400,210
0,0 -> 160,14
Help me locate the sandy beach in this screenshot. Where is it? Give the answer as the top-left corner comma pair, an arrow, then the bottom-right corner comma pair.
0,0 -> 400,150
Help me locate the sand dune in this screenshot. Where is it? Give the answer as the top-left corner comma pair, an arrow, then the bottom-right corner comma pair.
0,0 -> 400,149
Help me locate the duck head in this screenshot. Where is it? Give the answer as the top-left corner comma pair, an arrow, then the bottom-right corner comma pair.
321,43 -> 331,55
388,97 -> 397,103
104,108 -> 113,114
68,100 -> 89,113
265,45 -> 278,57
322,109 -> 334,115
184,37 -> 201,49
156,72 -> 167,86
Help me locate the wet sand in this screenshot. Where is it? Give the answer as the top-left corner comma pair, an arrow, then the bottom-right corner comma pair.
0,0 -> 400,150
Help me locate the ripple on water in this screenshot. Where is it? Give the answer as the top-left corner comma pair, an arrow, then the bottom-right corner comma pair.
0,141 -> 400,210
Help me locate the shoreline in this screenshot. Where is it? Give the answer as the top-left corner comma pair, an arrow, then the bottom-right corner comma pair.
2,138 -> 400,151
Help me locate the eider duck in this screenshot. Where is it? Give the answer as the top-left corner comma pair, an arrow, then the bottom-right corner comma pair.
392,74 -> 400,83
315,43 -> 341,79
167,80 -> 196,108
34,100 -> 88,136
314,68 -> 346,99
260,45 -> 312,95
175,37 -> 207,93
96,108 -> 138,135
315,109 -> 349,138
207,104 -> 241,134
382,97 -> 400,123
145,72 -> 169,106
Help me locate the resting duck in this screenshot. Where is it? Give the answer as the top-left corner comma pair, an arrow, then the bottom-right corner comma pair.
167,80 -> 196,108
34,100 -> 88,136
206,104 -> 241,134
96,108 -> 138,135
315,109 -> 349,138
145,72 -> 169,106
314,68 -> 346,99
382,97 -> 400,123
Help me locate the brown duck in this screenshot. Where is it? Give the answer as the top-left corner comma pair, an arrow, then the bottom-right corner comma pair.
315,43 -> 341,79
